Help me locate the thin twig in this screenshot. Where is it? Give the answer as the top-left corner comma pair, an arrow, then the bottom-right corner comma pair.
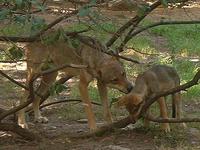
39,99 -> 101,110
129,20 -> 200,41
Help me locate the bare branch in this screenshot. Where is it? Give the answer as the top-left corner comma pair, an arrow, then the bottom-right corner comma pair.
32,63 -> 87,81
118,20 -> 200,50
0,70 -> 28,91
0,29 -> 90,42
116,0 -> 190,52
105,51 -> 142,64
106,0 -> 161,48
146,116 -> 200,123
0,123 -> 39,141
39,99 -> 101,110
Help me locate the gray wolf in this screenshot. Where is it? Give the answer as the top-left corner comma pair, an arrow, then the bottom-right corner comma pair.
116,65 -> 185,132
18,34 -> 133,131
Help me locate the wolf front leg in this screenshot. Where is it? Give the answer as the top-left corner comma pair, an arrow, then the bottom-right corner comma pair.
158,97 -> 170,132
79,72 -> 97,131
172,93 -> 187,128
33,71 -> 58,123
97,80 -> 113,123
18,90 -> 29,129
18,69 -> 35,129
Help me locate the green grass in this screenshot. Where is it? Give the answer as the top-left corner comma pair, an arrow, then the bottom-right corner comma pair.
150,24 -> 200,56
128,36 -> 156,53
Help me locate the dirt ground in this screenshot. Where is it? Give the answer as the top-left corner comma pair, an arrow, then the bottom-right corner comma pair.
0,2 -> 200,150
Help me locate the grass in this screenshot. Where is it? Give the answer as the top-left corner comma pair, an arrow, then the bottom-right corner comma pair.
150,24 -> 200,56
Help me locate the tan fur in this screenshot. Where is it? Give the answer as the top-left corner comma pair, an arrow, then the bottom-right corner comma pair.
18,35 -> 133,131
116,65 -> 186,132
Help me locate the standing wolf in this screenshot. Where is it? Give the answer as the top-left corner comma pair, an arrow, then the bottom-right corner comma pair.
116,65 -> 185,132
18,35 -> 133,131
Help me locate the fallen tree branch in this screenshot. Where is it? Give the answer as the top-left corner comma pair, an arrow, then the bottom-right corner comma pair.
0,123 -> 40,141
71,69 -> 200,138
70,116 -> 134,138
146,116 -> 200,123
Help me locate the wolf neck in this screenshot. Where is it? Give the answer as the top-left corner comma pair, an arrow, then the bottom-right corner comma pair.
133,76 -> 148,99
96,54 -> 113,68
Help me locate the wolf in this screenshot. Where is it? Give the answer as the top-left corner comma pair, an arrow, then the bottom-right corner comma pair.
116,65 -> 185,132
18,34 -> 133,131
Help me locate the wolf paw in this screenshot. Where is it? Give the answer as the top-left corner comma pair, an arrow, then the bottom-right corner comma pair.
162,123 -> 171,133
34,116 -> 48,123
18,123 -> 28,129
180,123 -> 187,129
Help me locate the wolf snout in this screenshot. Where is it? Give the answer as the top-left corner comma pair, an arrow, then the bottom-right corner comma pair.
127,83 -> 133,93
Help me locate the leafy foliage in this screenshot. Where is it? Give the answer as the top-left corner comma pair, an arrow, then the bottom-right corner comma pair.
50,83 -> 68,96
8,46 -> 24,59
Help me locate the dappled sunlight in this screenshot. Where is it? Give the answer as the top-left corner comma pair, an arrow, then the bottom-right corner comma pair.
0,131 -> 12,138
180,49 -> 189,57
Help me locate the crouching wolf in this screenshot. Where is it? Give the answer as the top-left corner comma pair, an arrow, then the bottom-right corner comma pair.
116,65 -> 185,132
18,34 -> 133,131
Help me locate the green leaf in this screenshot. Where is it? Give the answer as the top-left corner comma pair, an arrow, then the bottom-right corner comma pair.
14,15 -> 27,24
37,5 -> 46,12
137,4 -> 150,17
8,46 -> 24,59
42,30 -> 61,45
49,83 -> 68,96
89,0 -> 97,5
64,36 -> 81,49
0,9 -> 10,20
70,38 -> 80,49
30,17 -> 46,33
55,84 -> 68,94
78,6 -> 90,17
161,0 -> 169,7
15,0 -> 23,7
